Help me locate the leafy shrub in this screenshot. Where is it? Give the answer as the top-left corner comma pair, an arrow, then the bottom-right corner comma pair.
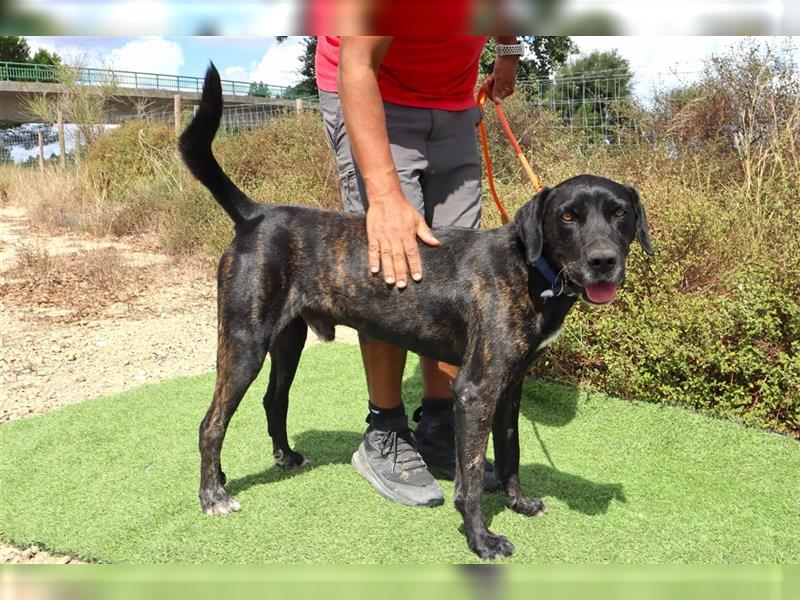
524,41 -> 800,436
213,111 -> 338,209
80,113 -> 340,255
83,121 -> 177,199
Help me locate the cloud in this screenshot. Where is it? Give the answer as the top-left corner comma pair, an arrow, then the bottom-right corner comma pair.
26,37 -> 105,69
222,65 -> 249,81
26,36 -> 184,75
102,2 -> 172,36
106,37 -> 185,74
223,38 -> 305,87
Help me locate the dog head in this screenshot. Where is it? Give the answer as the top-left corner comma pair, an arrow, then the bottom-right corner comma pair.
513,174 -> 653,305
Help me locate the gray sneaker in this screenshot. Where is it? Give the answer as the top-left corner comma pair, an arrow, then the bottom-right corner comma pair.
351,426 -> 444,507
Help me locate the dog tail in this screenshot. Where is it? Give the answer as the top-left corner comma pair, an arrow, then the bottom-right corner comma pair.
178,63 -> 258,225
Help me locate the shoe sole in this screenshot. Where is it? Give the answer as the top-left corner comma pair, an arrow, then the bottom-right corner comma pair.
351,447 -> 444,508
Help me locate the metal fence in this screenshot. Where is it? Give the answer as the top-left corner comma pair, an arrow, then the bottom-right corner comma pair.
519,69 -> 638,137
0,61 -> 293,98
0,99 -> 322,165
115,98 -> 320,129
0,123 -> 82,166
2,68 -> 704,165
515,67 -> 706,143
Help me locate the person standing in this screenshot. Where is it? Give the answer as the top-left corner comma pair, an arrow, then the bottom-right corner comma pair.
316,36 -> 523,506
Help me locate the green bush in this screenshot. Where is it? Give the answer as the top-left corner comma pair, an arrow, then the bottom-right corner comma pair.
84,121 -> 177,199
535,245 -> 799,435
80,114 -> 340,256
214,111 -> 338,210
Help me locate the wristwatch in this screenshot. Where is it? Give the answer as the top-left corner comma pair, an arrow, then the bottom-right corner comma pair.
495,42 -> 524,57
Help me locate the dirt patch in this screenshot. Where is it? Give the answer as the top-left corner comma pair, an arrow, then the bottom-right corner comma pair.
1,245 -> 159,320
0,544 -> 82,564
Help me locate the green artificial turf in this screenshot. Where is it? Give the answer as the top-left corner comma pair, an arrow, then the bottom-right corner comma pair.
1,343 -> 798,563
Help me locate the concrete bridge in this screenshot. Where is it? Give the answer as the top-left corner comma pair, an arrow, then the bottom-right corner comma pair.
0,62 -> 304,124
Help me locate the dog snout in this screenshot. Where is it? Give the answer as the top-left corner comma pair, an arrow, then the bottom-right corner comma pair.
586,247 -> 618,273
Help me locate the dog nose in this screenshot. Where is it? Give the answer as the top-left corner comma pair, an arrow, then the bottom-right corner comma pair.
587,249 -> 617,271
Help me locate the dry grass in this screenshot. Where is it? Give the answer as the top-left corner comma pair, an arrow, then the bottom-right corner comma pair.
1,165 -> 107,233
0,242 -> 151,320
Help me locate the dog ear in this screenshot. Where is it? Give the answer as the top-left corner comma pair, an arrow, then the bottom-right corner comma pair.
513,187 -> 551,265
626,186 -> 654,256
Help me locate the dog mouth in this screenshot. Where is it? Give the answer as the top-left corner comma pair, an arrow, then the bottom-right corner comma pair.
554,263 -> 625,304
582,282 -> 618,305
565,265 -> 625,305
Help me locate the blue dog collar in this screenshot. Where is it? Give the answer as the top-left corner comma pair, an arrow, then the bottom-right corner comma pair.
534,256 -> 579,299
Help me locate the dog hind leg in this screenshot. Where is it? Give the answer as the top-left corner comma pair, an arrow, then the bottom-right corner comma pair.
263,317 -> 310,469
199,322 -> 268,516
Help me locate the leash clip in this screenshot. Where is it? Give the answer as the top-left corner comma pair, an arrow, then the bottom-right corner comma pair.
535,257 -> 580,299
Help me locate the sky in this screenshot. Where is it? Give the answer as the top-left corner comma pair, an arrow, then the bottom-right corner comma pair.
26,37 -> 306,89
23,36 -> 800,98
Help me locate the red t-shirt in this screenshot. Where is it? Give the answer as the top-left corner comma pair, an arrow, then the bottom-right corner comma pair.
315,36 -> 489,111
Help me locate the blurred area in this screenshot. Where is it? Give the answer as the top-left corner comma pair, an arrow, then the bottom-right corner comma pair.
0,0 -> 797,35
0,565 -> 795,600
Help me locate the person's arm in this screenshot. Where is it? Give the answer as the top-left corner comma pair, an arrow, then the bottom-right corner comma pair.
339,36 -> 439,289
481,36 -> 522,101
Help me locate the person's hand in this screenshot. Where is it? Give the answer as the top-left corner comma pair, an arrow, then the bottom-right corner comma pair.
481,55 -> 518,102
366,193 -> 439,288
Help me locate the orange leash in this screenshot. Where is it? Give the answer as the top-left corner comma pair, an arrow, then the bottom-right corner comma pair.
476,88 -> 543,225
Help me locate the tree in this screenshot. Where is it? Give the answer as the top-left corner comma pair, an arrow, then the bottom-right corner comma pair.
249,81 -> 271,98
0,36 -> 61,65
479,36 -> 577,81
31,48 -> 61,66
283,37 -> 318,99
0,36 -> 32,63
543,49 -> 635,143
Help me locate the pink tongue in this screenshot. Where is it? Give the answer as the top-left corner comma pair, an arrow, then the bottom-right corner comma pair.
585,282 -> 617,304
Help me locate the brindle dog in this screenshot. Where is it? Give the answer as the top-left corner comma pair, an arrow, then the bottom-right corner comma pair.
179,65 -> 653,559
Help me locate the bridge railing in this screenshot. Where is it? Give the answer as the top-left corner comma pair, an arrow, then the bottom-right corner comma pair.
0,61 -> 293,98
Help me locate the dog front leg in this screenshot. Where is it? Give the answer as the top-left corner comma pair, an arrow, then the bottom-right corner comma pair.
493,380 -> 547,517
452,375 -> 515,560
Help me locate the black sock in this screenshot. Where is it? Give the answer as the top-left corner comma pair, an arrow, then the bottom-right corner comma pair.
367,402 -> 407,431
421,397 -> 453,416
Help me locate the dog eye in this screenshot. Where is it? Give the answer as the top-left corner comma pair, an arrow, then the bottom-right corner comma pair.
613,208 -> 626,218
561,212 -> 575,222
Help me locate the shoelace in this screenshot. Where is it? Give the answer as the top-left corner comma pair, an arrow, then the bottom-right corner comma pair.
376,428 -> 427,473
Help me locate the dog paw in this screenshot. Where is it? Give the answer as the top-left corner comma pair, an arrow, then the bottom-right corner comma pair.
273,448 -> 310,470
472,532 -> 516,560
200,487 -> 241,516
508,496 -> 547,517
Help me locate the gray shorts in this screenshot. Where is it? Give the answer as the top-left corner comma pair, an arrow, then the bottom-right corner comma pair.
319,90 -> 482,229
